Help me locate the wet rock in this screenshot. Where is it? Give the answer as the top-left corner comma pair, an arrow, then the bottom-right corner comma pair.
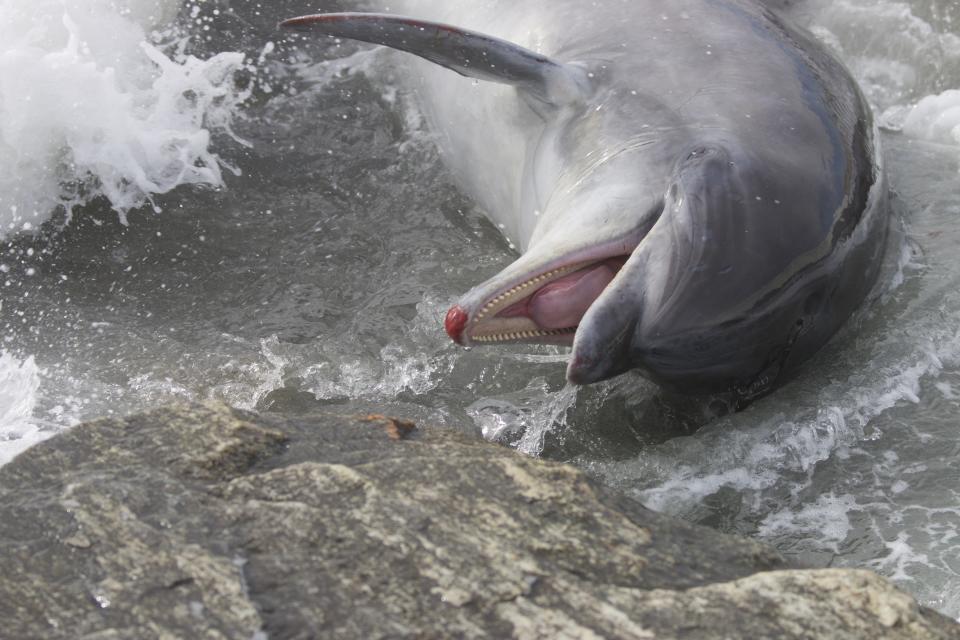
0,402 -> 956,639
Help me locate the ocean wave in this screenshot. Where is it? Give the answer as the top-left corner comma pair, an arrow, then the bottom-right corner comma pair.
0,0 -> 253,239
0,351 -> 44,465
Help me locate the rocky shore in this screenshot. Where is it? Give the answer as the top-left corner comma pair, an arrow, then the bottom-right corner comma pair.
0,402 -> 956,639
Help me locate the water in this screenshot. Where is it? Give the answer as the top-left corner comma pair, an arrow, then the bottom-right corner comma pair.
1,0 -> 959,619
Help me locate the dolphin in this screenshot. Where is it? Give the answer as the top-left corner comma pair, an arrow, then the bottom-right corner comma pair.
281,0 -> 889,400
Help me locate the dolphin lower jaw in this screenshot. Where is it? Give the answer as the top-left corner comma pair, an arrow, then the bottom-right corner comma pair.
567,307 -> 640,385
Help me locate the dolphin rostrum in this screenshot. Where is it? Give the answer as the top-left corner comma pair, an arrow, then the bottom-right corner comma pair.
281,1 -> 889,400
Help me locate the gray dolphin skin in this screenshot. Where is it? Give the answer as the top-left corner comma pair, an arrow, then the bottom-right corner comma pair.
281,0 -> 889,400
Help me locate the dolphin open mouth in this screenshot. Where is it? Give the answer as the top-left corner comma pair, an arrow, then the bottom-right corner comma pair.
445,242 -> 637,347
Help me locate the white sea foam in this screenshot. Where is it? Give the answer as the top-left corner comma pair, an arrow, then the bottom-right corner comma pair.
601,322 -> 960,515
0,0 -> 252,238
800,0 -> 960,155
802,0 -> 960,110
899,89 -> 960,146
759,493 -> 858,552
872,530 -> 934,582
0,352 -> 46,465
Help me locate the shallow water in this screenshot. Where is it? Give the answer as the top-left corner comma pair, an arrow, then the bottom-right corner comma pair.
2,0 -> 960,619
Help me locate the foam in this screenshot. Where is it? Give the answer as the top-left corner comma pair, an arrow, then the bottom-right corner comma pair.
0,352 -> 46,466
799,0 -> 960,159
758,493 -> 858,552
801,0 -> 960,111
622,408 -> 854,515
872,530 -> 934,582
899,90 -> 960,146
615,323 -> 960,517
0,0 -> 251,237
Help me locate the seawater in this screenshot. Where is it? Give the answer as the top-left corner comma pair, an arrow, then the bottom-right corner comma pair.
1,0 -> 959,619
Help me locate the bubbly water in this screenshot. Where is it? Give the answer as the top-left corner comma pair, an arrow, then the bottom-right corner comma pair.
1,0 -> 959,619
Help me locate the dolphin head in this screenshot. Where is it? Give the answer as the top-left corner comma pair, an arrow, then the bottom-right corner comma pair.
447,140 -> 824,394
444,151 -> 666,374
558,142 -> 838,394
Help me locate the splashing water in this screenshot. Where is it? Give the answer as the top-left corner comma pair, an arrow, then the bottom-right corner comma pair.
0,0 -> 251,236
0,352 -> 44,465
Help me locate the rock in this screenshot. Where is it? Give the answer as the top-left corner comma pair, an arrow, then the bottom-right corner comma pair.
0,402 -> 956,639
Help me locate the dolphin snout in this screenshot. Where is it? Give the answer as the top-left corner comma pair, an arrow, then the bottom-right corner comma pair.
566,354 -> 598,385
445,305 -> 469,345
567,318 -> 635,385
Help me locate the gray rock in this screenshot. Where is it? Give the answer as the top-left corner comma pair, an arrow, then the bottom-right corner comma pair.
0,402 -> 956,639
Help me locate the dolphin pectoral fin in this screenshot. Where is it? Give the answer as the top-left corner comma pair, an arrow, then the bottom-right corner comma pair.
280,13 -> 588,105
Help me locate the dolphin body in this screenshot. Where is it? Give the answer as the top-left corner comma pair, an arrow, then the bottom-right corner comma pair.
283,0 -> 889,400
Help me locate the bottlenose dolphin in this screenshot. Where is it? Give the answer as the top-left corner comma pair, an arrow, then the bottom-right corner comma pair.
282,0 -> 888,399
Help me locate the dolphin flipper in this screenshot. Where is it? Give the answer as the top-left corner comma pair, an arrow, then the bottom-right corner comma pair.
280,13 -> 588,105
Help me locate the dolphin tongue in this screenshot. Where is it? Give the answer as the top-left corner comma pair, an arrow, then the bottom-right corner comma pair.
497,261 -> 621,330
530,263 -> 618,329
